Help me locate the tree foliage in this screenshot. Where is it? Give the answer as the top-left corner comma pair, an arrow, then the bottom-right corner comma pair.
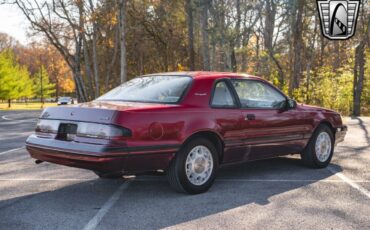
2,0 -> 370,115
33,65 -> 56,100
0,49 -> 34,107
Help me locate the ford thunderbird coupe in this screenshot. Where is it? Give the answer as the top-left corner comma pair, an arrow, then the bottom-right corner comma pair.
26,72 -> 347,194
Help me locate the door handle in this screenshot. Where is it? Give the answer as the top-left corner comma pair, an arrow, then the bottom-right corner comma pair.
245,114 -> 256,120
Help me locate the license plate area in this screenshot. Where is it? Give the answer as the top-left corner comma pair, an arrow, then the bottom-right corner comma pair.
56,123 -> 78,141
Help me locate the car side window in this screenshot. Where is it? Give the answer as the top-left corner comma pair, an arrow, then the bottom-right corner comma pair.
211,81 -> 237,108
231,80 -> 286,109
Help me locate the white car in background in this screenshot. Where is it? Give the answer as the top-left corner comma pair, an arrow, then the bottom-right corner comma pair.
57,97 -> 74,105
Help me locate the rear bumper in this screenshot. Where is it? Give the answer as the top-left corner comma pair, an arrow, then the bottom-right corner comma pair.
335,125 -> 347,145
26,135 -> 178,174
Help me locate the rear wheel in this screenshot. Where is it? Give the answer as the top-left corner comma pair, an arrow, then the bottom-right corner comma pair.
167,138 -> 218,194
301,124 -> 334,168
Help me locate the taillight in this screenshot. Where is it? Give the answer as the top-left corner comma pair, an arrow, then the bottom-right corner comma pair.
35,119 -> 131,140
76,123 -> 132,139
35,119 -> 60,134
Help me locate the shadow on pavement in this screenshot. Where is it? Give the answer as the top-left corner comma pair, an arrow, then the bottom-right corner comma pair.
351,117 -> 370,146
0,157 -> 342,229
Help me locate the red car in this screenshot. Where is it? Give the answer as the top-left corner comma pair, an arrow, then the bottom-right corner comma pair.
26,72 -> 347,194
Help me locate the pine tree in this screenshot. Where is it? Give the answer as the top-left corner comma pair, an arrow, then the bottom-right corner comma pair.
33,65 -> 56,103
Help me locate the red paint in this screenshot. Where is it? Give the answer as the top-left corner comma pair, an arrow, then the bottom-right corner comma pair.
26,72 -> 347,174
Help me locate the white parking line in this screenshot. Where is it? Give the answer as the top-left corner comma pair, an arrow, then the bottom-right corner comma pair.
82,182 -> 130,230
0,147 -> 25,156
1,115 -> 12,121
327,166 -> 370,199
134,178 -> 370,183
0,178 -> 92,181
217,178 -> 370,183
1,115 -> 37,122
1,178 -> 370,183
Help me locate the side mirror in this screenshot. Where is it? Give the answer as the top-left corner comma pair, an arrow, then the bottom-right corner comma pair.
287,99 -> 297,109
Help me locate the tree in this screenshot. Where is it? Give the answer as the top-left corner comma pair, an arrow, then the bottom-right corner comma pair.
33,66 -> 56,102
185,0 -> 195,70
0,32 -> 19,52
289,0 -> 305,96
353,6 -> 370,116
0,49 -> 34,107
119,0 -> 128,83
11,0 -> 89,102
200,0 -> 211,71
2,0 -> 369,115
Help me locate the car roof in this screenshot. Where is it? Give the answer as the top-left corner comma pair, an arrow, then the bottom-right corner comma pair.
143,71 -> 265,81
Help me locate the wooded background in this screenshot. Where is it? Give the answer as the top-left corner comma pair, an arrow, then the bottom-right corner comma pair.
0,0 -> 369,115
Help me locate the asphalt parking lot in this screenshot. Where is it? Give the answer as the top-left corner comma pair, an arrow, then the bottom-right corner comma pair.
1,110 -> 370,230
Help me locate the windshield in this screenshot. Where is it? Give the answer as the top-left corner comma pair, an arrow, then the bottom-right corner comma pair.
96,75 -> 192,103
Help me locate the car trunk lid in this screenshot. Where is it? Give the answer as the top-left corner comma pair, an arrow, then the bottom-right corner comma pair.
39,101 -> 177,124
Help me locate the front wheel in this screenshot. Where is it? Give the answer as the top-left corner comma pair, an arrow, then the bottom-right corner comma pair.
167,138 -> 219,194
301,124 -> 334,168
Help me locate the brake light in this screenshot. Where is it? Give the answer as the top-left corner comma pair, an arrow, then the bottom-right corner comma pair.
35,119 -> 132,140
77,123 -> 132,139
35,119 -> 60,134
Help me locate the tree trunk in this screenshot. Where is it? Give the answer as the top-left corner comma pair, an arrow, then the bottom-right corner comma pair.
88,0 -> 100,97
263,0 -> 285,87
305,15 -> 318,104
231,47 -> 237,72
289,0 -> 305,96
55,78 -> 59,101
185,0 -> 195,70
352,9 -> 369,116
255,31 -> 260,74
105,26 -> 119,90
91,32 -> 100,97
200,0 -> 211,71
73,36 -> 88,102
7,99 -> 11,108
82,35 -> 95,99
353,42 -> 365,116
119,0 -> 128,84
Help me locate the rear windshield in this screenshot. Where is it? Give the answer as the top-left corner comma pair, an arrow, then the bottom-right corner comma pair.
96,75 -> 192,103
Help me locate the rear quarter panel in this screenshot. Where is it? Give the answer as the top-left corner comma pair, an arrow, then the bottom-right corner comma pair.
112,77 -> 238,150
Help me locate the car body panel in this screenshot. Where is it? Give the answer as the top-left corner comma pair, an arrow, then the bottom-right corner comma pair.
26,72 -> 347,174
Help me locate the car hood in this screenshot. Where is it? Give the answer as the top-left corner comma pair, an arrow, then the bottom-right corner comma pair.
39,101 -> 178,124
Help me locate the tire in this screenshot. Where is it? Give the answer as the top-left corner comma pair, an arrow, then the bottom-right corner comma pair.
301,124 -> 334,168
167,138 -> 219,194
93,170 -> 123,179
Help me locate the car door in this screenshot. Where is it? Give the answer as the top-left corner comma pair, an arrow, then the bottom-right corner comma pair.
230,79 -> 309,160
209,79 -> 248,163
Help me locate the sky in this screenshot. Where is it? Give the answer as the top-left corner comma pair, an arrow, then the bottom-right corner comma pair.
0,3 -> 29,45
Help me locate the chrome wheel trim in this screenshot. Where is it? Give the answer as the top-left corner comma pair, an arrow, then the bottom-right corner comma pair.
315,132 -> 332,162
185,145 -> 214,186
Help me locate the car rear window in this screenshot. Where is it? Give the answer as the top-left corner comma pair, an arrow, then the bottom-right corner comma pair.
96,75 -> 192,104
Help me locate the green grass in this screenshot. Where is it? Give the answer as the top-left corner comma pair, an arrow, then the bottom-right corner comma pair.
0,102 -> 57,110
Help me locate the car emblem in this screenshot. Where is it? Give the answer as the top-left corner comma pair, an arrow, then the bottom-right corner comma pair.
70,111 -> 75,116
317,0 -> 360,40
